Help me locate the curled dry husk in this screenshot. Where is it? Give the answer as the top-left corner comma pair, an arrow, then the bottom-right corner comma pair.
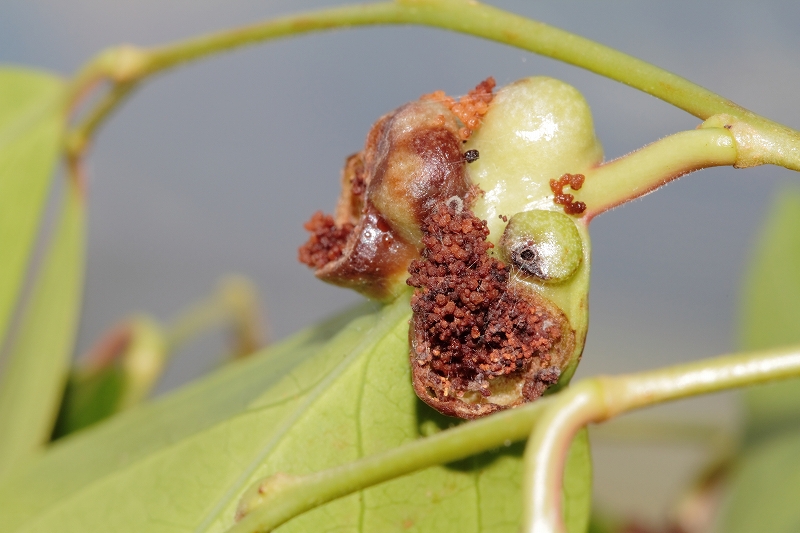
300,77 -> 597,419
299,97 -> 472,301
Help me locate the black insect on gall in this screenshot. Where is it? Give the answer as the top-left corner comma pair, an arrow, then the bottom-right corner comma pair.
464,149 -> 480,163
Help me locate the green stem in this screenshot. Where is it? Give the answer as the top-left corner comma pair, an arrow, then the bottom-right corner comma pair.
524,383 -> 601,533
578,128 -> 737,220
522,343 -> 800,533
165,276 -> 265,357
227,398 -> 550,533
65,81 -> 138,165
142,3 -> 403,72
62,0 -> 800,171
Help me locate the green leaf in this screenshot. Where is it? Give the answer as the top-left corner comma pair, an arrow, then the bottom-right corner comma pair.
564,429 -> 592,533
0,178 -> 85,479
51,361 -> 129,438
1,296 -> 591,532
738,189 -> 800,443
717,429 -> 800,533
0,302 -> 375,530
0,67 -> 65,352
717,188 -> 800,533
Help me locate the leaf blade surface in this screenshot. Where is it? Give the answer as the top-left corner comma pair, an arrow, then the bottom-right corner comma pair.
0,302 -> 375,531
0,177 -> 85,478
718,189 -> 800,533
0,67 -> 65,352
738,189 -> 800,441
4,296 -> 591,532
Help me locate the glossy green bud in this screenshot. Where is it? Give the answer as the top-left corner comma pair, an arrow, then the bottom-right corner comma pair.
465,76 -> 602,243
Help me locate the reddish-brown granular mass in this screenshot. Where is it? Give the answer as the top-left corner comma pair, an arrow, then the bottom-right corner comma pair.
422,77 -> 496,140
407,199 -> 563,402
348,155 -> 366,197
298,211 -> 354,269
550,173 -> 587,215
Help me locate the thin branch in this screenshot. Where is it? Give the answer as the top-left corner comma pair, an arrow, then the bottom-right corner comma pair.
62,0 -> 800,172
522,343 -> 800,533
165,276 -> 266,357
65,81 -> 138,166
579,128 -> 737,221
227,397 -> 551,533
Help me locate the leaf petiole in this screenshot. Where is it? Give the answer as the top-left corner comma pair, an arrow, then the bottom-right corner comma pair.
578,127 -> 737,220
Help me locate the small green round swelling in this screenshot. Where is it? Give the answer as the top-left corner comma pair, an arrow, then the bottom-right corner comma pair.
501,210 -> 583,283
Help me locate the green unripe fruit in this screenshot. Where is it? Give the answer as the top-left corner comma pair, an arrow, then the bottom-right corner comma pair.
500,210 -> 583,283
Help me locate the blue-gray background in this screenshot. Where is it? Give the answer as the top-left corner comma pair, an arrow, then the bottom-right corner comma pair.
3,0 -> 799,525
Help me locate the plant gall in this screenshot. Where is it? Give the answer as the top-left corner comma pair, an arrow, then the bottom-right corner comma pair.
301,76 -> 601,418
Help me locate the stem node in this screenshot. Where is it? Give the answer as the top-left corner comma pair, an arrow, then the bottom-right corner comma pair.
102,44 -> 151,83
701,113 -> 800,171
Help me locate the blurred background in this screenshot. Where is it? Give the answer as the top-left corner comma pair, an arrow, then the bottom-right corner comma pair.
2,0 -> 799,527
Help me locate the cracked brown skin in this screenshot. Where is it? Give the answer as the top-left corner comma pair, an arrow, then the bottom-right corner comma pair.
299,97 -> 474,300
407,200 -> 575,419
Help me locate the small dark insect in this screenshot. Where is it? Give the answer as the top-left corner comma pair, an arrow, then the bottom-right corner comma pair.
464,149 -> 480,163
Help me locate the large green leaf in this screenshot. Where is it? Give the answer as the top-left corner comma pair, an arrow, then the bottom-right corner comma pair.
0,302 -> 375,529
0,178 -> 85,479
716,189 -> 800,533
719,429 -> 800,533
1,296 -> 591,532
0,67 -> 65,353
737,189 -> 800,443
